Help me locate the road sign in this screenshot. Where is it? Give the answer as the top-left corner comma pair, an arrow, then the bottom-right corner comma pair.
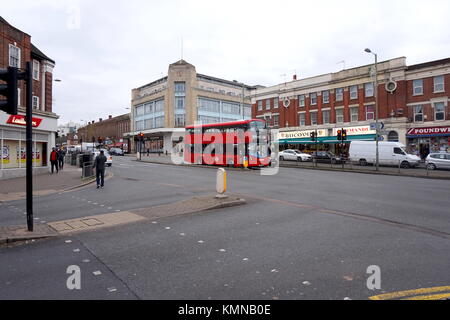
370,122 -> 385,130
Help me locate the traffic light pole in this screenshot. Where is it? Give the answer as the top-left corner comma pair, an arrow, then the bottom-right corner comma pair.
25,62 -> 33,232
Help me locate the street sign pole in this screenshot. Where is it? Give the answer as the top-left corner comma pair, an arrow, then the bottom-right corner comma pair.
25,62 -> 33,232
374,54 -> 379,172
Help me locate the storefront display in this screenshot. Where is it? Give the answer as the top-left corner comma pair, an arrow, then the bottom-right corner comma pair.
406,126 -> 450,160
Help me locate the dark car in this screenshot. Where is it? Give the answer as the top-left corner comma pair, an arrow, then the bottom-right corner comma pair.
312,151 -> 344,164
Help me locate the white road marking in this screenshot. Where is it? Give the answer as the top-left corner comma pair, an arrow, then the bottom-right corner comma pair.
73,249 -> 80,253
198,240 -> 204,244
65,240 -> 72,243
93,271 -> 102,276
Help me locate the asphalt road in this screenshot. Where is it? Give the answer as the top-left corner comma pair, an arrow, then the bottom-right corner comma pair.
1,155 -> 449,300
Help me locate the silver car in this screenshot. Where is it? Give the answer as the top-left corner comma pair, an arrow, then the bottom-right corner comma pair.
279,149 -> 312,162
426,153 -> 450,170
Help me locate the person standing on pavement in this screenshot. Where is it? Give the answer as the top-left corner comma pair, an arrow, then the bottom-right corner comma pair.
57,148 -> 65,170
93,150 -> 107,189
50,147 -> 59,174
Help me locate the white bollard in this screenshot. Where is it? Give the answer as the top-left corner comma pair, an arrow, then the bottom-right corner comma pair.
216,168 -> 228,198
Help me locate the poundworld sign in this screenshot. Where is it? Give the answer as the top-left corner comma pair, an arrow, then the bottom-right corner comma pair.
407,126 -> 450,136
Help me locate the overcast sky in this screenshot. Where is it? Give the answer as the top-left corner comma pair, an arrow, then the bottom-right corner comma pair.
2,0 -> 450,125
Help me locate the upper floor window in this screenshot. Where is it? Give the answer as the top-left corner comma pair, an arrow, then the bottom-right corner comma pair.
322,91 -> 329,104
310,111 -> 318,125
365,82 -> 374,97
336,109 -> 344,123
322,110 -> 330,124
414,105 -> 423,122
434,102 -> 445,121
174,82 -> 186,93
310,93 -> 317,106
266,99 -> 271,110
175,97 -> 185,110
350,85 -> 358,100
274,98 -> 278,109
33,60 -> 40,81
413,79 -> 423,95
350,107 -> 359,122
434,76 -> 444,93
336,88 -> 344,102
299,95 -> 305,107
273,115 -> 279,127
366,105 -> 375,120
299,113 -> 306,126
257,100 -> 262,111
9,44 -> 21,68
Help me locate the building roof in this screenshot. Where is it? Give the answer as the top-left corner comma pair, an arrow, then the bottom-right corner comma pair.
407,57 -> 450,71
0,16 -> 30,36
31,43 -> 55,64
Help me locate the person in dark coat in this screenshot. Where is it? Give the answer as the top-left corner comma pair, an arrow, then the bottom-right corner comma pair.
93,150 -> 107,188
50,147 -> 59,174
57,148 -> 65,170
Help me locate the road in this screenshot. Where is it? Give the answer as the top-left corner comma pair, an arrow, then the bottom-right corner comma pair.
1,155 -> 449,300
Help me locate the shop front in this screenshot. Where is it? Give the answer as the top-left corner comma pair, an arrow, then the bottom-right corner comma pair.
0,112 -> 57,180
406,126 -> 450,160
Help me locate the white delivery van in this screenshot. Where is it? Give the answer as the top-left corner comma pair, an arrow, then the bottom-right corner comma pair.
349,141 -> 421,168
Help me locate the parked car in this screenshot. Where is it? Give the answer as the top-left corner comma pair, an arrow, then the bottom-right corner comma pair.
92,149 -> 112,167
426,153 -> 450,170
349,141 -> 420,168
312,151 -> 344,164
109,147 -> 124,156
279,149 -> 312,162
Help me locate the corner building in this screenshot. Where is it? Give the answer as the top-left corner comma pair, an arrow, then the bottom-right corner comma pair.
128,60 -> 255,153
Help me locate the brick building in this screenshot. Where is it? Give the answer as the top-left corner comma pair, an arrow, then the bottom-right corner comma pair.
0,16 -> 57,179
251,57 -> 450,158
127,60 -> 256,153
77,114 -> 130,152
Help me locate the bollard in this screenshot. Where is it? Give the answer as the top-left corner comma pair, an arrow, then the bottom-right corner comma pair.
216,168 -> 228,199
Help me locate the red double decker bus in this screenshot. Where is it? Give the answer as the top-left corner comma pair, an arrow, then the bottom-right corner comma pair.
184,119 -> 271,167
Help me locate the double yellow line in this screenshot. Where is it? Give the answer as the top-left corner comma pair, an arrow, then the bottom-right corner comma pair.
370,286 -> 450,300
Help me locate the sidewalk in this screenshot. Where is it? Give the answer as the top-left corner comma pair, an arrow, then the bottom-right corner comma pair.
131,153 -> 450,179
0,166 -> 95,203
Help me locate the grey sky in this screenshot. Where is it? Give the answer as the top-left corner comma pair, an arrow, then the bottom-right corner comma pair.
2,0 -> 450,125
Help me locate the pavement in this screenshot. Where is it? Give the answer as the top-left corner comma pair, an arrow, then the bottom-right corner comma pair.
0,165 -> 96,203
128,153 -> 450,179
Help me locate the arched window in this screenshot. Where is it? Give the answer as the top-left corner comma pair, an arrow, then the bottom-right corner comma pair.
388,131 -> 399,142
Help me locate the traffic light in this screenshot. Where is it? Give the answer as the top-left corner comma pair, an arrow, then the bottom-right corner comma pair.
310,131 -> 317,142
342,129 -> 347,141
139,132 -> 144,140
0,67 -> 18,115
337,130 -> 342,141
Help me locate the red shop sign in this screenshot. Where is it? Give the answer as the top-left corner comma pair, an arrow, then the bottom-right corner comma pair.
6,115 -> 43,128
407,126 -> 450,136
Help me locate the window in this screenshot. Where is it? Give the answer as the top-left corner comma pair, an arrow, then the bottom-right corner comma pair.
299,113 -> 306,126
154,116 -> 165,128
33,60 -> 40,81
322,110 -> 330,124
222,102 -> 240,115
175,97 -> 185,110
198,98 -> 220,113
32,96 -> 39,110
9,44 -> 21,68
434,76 -> 444,93
365,83 -> 374,97
266,99 -> 271,110
336,109 -> 344,123
135,120 -> 144,131
273,115 -> 279,127
310,112 -> 318,125
274,98 -> 278,109
144,119 -> 154,129
336,88 -> 344,101
135,105 -> 144,116
310,93 -> 317,105
174,82 -> 185,93
413,105 -> 423,122
257,100 -> 262,111
144,102 -> 153,114
299,95 -> 305,107
366,105 -> 375,120
175,114 -> 185,127
350,107 -> 359,122
394,147 -> 405,155
198,115 -> 220,124
154,100 -> 164,113
17,88 -> 21,107
434,102 -> 445,121
243,106 -> 251,117
350,85 -> 358,100
322,91 -> 329,104
413,79 -> 423,95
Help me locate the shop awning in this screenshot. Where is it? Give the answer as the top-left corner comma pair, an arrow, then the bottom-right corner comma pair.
278,134 -> 376,144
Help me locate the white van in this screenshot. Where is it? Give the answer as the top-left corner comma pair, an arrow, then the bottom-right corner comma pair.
349,141 -> 421,168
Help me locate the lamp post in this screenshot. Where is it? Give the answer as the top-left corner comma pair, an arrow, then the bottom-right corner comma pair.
365,48 -> 379,171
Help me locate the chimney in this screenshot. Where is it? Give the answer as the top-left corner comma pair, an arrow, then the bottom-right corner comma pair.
109,115 -> 112,119
293,74 -> 297,80
99,118 -> 102,122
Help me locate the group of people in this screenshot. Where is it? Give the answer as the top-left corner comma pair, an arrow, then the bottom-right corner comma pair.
49,147 -> 66,174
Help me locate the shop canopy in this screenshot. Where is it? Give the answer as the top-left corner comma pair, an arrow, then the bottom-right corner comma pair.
278,134 -> 376,144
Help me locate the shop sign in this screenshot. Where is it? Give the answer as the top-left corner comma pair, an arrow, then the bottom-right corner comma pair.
6,115 -> 43,128
407,126 -> 450,136
278,129 -> 327,140
332,126 -> 375,136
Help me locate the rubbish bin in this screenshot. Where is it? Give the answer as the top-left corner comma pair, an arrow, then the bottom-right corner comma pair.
81,153 -> 94,178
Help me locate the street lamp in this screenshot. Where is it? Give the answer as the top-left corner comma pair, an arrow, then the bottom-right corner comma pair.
365,48 -> 379,171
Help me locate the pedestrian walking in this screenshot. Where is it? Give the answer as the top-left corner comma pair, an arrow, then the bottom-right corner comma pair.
57,148 -> 65,170
93,150 -> 107,189
50,147 -> 59,174
147,148 -> 150,157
